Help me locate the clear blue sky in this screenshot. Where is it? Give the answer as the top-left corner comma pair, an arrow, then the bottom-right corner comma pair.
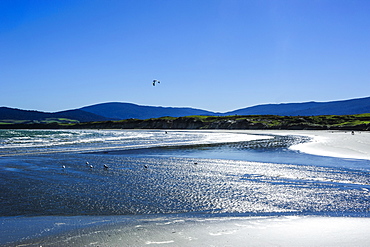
1,0 -> 370,113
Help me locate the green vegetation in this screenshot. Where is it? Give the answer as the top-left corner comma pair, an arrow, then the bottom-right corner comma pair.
0,118 -> 79,125
1,114 -> 370,130
0,120 -> 30,125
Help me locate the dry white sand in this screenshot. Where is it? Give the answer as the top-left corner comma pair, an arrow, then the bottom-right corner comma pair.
243,129 -> 370,160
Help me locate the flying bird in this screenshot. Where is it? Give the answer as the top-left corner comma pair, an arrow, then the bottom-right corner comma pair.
152,79 -> 161,86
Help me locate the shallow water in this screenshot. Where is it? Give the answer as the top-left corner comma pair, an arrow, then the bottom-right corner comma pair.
1,129 -> 370,245
1,129 -> 369,218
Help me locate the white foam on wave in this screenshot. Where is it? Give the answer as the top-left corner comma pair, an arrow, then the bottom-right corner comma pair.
19,130 -> 266,148
0,129 -> 156,150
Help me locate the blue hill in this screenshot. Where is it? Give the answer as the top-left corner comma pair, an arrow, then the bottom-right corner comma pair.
224,97 -> 370,116
80,102 -> 217,120
2,96 -> 370,122
0,107 -> 111,123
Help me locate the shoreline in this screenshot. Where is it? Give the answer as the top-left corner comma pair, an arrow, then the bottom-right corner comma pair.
1,129 -> 369,160
240,129 -> 370,161
2,214 -> 370,247
1,129 -> 370,246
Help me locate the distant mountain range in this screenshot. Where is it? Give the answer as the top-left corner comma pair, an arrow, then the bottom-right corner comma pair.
80,102 -> 216,120
0,107 -> 110,124
224,96 -> 370,116
1,96 -> 370,123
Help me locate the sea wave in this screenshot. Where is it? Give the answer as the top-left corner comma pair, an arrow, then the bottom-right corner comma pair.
0,129 -> 272,156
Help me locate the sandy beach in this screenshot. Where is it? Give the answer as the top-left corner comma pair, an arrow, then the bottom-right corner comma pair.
3,214 -> 370,247
1,129 -> 369,246
243,129 -> 370,161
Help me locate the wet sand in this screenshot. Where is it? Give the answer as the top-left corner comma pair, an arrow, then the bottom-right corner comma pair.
3,215 -> 370,247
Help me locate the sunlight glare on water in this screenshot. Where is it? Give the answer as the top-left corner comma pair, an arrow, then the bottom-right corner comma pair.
0,129 -> 369,218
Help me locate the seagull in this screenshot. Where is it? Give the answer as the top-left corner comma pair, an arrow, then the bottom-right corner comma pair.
62,165 -> 66,169
104,164 -> 109,169
152,79 -> 161,86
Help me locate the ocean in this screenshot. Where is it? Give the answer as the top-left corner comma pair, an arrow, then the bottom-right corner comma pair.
0,129 -> 369,245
